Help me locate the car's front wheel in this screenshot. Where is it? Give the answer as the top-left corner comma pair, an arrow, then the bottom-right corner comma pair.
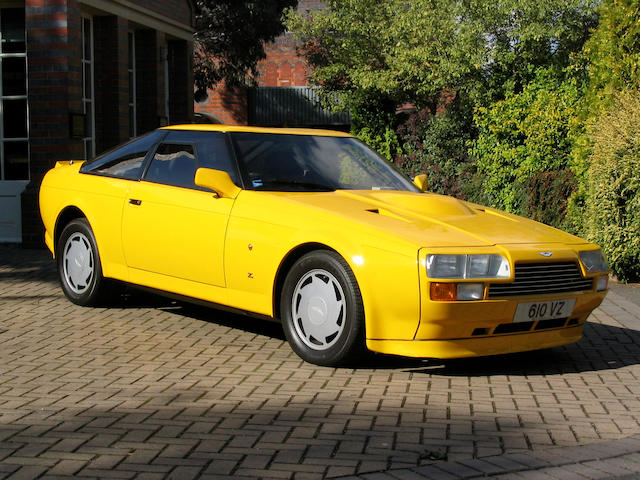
57,218 -> 112,306
280,250 -> 365,366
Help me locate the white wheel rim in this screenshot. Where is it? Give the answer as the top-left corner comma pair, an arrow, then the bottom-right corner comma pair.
292,269 -> 346,351
62,232 -> 94,294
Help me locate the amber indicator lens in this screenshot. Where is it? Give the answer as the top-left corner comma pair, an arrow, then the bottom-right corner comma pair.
430,282 -> 456,301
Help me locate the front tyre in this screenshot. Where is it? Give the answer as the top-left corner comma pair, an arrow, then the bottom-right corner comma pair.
281,250 -> 365,366
56,218 -> 111,306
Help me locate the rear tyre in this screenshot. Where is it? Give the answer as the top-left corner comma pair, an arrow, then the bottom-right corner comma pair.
57,218 -> 113,306
280,250 -> 366,366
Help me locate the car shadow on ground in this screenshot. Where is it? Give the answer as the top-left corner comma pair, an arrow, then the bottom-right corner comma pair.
3,248 -> 638,377
118,288 -> 640,376
0,247 -> 57,285
402,322 -> 640,376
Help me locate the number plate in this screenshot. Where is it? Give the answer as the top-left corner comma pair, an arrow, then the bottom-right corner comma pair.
514,299 -> 576,323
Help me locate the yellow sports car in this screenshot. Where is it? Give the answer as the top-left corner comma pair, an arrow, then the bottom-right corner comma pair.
39,125 -> 609,366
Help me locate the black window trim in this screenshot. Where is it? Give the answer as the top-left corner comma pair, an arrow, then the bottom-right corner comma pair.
78,129 -> 244,190
79,130 -> 168,181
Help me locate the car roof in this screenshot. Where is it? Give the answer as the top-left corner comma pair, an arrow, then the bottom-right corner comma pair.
162,124 -> 353,137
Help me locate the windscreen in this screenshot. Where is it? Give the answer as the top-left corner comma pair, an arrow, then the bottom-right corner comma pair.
231,132 -> 419,192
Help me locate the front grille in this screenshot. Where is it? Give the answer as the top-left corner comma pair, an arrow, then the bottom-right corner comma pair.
488,262 -> 593,298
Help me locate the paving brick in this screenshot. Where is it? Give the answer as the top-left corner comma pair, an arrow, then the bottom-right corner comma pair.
2,247 -> 640,480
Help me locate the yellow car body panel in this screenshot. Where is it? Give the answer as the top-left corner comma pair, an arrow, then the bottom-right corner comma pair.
122,180 -> 233,287
39,126 -> 608,361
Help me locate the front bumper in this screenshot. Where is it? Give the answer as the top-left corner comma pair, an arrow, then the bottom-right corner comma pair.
366,324 -> 583,359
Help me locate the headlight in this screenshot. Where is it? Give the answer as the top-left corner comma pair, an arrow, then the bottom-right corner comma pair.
579,250 -> 608,274
427,254 -> 510,279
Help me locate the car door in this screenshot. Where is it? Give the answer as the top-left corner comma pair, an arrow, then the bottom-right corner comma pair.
121,130 -> 239,287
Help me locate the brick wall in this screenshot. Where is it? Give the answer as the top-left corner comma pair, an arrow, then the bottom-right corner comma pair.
257,33 -> 308,87
23,0 -> 83,247
196,84 -> 248,125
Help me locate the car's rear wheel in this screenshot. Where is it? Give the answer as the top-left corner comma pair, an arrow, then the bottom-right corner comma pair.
280,250 -> 365,366
57,218 -> 112,306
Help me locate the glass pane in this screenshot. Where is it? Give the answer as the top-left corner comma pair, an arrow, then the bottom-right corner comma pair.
3,99 -> 27,138
2,57 -> 26,96
83,62 -> 92,98
231,133 -> 417,192
81,129 -> 164,173
83,18 -> 91,60
1,9 -> 25,54
4,141 -> 29,180
145,143 -> 196,189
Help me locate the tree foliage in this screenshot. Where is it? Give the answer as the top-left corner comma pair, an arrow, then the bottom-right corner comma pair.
583,0 -> 640,111
287,0 -> 487,115
287,0 -> 598,108
471,0 -> 598,104
193,0 -> 297,94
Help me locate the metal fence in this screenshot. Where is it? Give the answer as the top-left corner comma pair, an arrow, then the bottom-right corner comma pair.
248,86 -> 351,128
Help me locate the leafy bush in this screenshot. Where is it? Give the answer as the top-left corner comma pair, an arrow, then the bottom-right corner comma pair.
471,68 -> 583,222
350,94 -> 401,161
585,90 -> 640,282
394,100 -> 478,199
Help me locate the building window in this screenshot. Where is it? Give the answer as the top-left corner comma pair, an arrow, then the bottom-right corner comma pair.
128,32 -> 136,138
0,7 -> 28,181
81,17 -> 95,159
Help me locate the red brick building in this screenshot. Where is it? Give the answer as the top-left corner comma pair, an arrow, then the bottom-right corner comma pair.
0,0 -> 194,245
195,0 -> 349,129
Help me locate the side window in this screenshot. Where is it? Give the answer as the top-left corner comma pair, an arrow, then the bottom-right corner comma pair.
144,143 -> 197,189
80,130 -> 165,179
195,134 -> 239,185
160,130 -> 240,185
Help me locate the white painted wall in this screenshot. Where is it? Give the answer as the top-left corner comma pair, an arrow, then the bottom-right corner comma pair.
0,181 -> 28,242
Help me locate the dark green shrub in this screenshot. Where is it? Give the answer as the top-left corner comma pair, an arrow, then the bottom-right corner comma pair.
585,90 -> 640,282
517,170 -> 577,230
394,100 -> 477,199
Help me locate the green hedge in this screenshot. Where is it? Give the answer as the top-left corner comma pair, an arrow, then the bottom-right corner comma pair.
585,90 -> 640,282
472,68 -> 582,222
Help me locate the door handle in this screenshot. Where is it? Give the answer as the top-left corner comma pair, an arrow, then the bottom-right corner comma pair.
129,199 -> 142,206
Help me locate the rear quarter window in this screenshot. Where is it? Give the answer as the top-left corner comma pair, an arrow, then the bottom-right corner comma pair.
80,130 -> 166,179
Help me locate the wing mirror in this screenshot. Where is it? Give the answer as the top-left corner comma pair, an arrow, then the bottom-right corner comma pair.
413,173 -> 428,192
195,168 -> 241,199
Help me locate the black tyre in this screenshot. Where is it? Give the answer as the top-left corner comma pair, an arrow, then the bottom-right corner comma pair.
280,250 -> 366,366
56,218 -> 113,306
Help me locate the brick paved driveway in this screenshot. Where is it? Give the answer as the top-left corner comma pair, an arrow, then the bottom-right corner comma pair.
1,246 -> 639,479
